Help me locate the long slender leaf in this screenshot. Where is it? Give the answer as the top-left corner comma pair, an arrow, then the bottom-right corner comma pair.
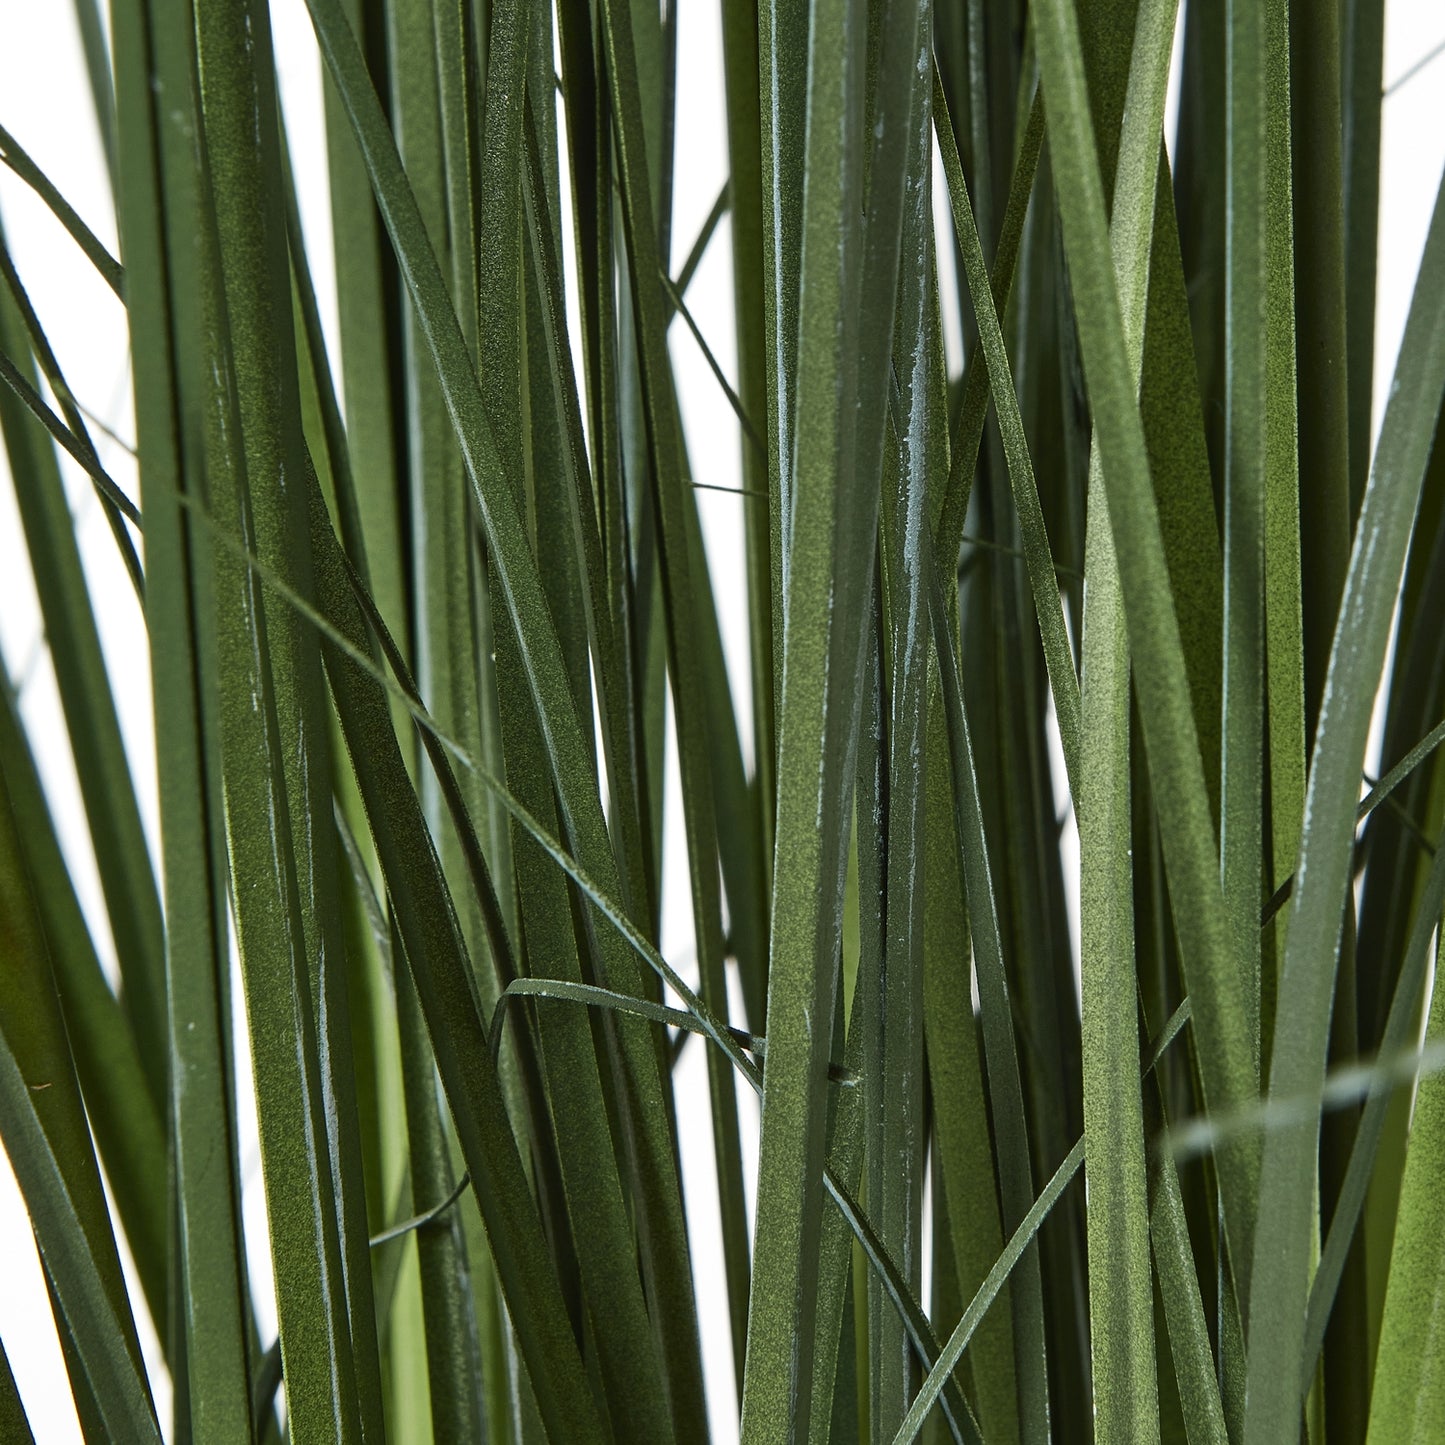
0,676 -> 168,1341
0,1339 -> 35,1445
0,772 -> 159,1445
0,122 -> 123,296
0,265 -> 164,1113
1032,0 -> 1259,1276
740,0 -> 926,1427
110,0 -> 256,1429
932,66 -> 1080,785
1244,166 -> 1445,1445
1365,930 -> 1445,1440
894,1140 -> 1084,1445
5,5 -> 1443,1442
926,531 -> 1049,1437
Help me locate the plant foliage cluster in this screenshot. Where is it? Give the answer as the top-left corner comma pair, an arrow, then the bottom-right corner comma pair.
1,0 -> 1444,1440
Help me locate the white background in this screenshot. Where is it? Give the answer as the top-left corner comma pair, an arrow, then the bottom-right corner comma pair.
1,2 -> 1443,1439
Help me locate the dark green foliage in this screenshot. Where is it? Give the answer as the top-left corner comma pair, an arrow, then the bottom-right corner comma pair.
1,1 -> 1443,1441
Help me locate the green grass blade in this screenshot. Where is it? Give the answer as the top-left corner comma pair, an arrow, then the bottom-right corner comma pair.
813,591 -> 883,1445
933,83 -> 1043,563
195,5 -> 379,1433
808,1074 -> 868,1445
0,243 -> 144,594
71,0 -> 117,190
0,677 -> 168,1343
188,467 -> 962,1386
280,121 -> 366,576
931,67 -> 1080,785
755,0 -> 806,741
1031,0 -> 1259,1273
433,0 -> 477,361
1361,717 -> 1445,818
1349,431 -> 1445,1377
267,501 -> 753,1083
305,34 -> 702,1439
1172,0 -> 1227,474
1244,170 -> 1445,1445
865,28 -> 942,1432
305,473 -> 608,1445
1220,0 -> 1267,1077
553,11 -> 637,930
1077,8 -> 1184,1437
1147,1145 -> 1228,1445
740,0 -> 928,1428
0,122 -> 124,297
661,273 -> 765,454
741,0 -> 873,1414
900,992 -> 1198,1444
894,1140 -> 1084,1445
389,8 -> 499,1432
203,275 -> 362,1445
367,1168 -> 472,1249
333,842 -> 418,1408
0,772 -> 159,1444
1300,808 -> 1445,1389
0,345 -> 142,529
525,116 -> 591,752
321,0 -> 408,652
0,1038 -> 160,1445
702,72 -> 741,286
473,0 -> 525,491
110,1 -> 257,1428
492,978 -> 764,1060
0,272 -> 166,1113
0,1338 -> 36,1445
678,494 -> 758,1391
674,182 -> 728,292
395,931 -> 487,1443
1261,0 -> 1305,1051
1079,497 -> 1157,1441
520,92 -> 654,957
598,0 -> 766,1418
1341,0 -> 1385,509
1137,160 -> 1225,830
718,0 -> 776,870
927,542 -> 1049,1438
823,1170 -> 978,1445
1365,933 -> 1445,1441
1288,0 -> 1349,748
921,701 -> 1017,1442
